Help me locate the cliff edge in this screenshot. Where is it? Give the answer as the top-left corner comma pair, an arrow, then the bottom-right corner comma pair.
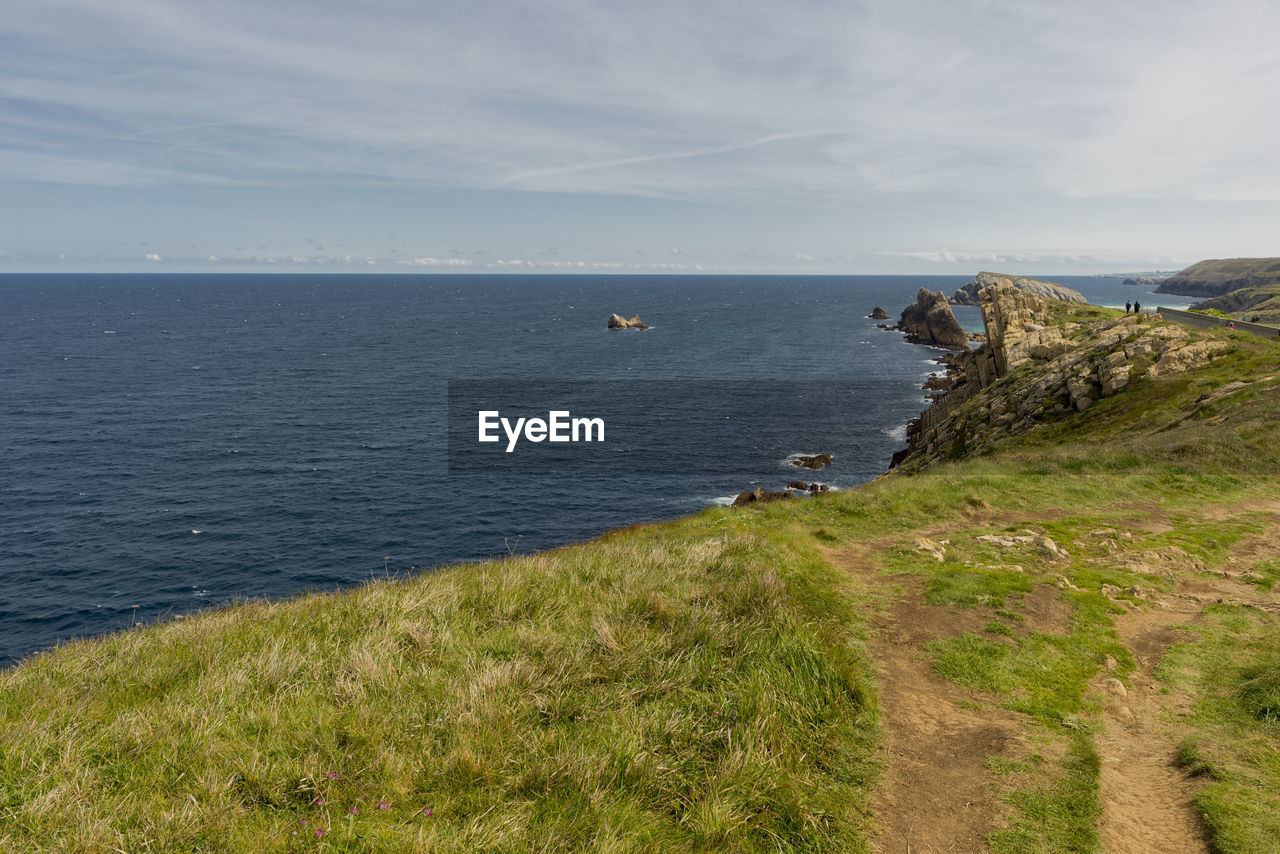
951,272 -> 1086,306
892,284 -> 1230,470
1155,257 -> 1280,297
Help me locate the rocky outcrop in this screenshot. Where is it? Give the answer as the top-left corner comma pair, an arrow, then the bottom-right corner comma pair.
1155,257 -> 1280,297
1189,285 -> 1280,320
608,313 -> 650,329
732,487 -> 791,506
1123,277 -> 1158,286
890,284 -> 1231,471
897,289 -> 969,350
951,272 -> 1086,306
790,453 -> 833,471
869,306 -> 890,319
787,480 -> 830,494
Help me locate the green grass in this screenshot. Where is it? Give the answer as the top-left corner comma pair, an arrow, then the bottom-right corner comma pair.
1247,558 -> 1280,590
988,735 -> 1101,854
4,300 -> 1280,851
1158,606 -> 1280,854
0,525 -> 877,853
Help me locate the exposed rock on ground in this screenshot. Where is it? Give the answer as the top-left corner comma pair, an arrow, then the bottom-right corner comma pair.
891,283 -> 1232,470
897,288 -> 969,350
607,313 -> 650,329
951,272 -> 1087,306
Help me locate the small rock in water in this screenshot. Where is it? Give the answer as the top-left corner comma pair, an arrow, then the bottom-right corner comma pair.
607,313 -> 649,330
790,453 -> 832,470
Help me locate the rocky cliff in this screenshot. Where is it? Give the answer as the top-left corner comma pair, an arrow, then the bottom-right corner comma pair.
891,284 -> 1229,470
1155,257 -> 1280,297
1188,284 -> 1280,322
897,288 -> 969,350
951,272 -> 1086,306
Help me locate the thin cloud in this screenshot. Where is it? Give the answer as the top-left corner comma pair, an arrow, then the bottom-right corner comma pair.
3,1 -> 1279,271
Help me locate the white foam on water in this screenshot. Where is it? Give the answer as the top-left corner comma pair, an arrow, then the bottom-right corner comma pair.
882,424 -> 908,443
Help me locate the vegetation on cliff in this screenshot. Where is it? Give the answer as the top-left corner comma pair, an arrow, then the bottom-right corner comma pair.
1155,257 -> 1280,298
3,291 -> 1280,853
1190,282 -> 1280,323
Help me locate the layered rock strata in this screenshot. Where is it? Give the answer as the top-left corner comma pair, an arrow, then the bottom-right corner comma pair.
951,272 -> 1087,306
890,284 -> 1229,470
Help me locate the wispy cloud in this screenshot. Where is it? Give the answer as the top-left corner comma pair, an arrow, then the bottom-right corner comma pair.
2,0 -> 1274,203
3,0 -> 1280,271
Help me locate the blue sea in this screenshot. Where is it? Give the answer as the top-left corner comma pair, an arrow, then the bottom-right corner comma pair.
0,273 -> 1188,665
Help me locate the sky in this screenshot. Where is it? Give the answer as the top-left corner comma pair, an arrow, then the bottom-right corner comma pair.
3,0 -> 1280,275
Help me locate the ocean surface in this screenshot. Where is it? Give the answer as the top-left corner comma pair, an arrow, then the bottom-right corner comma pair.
0,274 -> 1189,666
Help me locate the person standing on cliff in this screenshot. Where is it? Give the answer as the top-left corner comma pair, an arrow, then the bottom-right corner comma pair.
1125,301 -> 1132,313
1134,301 -> 1141,314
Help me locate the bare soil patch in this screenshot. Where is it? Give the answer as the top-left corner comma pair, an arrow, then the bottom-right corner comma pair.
1096,516 -> 1280,853
866,574 -> 1026,854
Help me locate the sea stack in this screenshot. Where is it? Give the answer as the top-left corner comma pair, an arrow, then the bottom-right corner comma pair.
897,289 -> 969,350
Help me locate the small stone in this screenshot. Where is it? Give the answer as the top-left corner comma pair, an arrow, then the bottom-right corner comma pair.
1114,705 -> 1135,722
914,538 -> 946,562
1103,654 -> 1118,672
1104,677 -> 1127,697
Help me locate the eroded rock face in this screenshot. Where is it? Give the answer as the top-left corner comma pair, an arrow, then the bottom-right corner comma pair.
898,289 -> 969,350
980,285 -> 1055,376
952,272 -> 1087,306
869,306 -> 890,319
608,313 -> 650,329
890,284 -> 1232,471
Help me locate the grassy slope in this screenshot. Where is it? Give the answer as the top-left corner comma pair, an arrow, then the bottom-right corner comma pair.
1158,257 -> 1280,297
1190,282 -> 1280,322
3,309 -> 1279,852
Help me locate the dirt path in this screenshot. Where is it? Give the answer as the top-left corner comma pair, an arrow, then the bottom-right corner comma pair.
829,536 -> 1036,854
868,576 -> 1027,853
828,503 -> 1280,853
1095,595 -> 1211,854
1095,513 -> 1280,853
